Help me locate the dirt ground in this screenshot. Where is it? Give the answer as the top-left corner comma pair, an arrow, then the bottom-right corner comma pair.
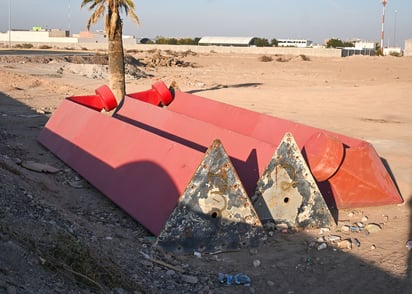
0,49 -> 411,294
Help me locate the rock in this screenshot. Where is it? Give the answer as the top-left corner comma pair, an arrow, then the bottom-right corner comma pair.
267,280 -> 275,286
327,235 -> 341,242
181,274 -> 199,284
365,223 -> 382,233
21,160 -> 60,173
253,259 -> 261,267
319,227 -> 330,234
249,248 -> 259,255
336,239 -> 352,250
317,243 -> 327,251
341,225 -> 351,232
316,236 -> 325,243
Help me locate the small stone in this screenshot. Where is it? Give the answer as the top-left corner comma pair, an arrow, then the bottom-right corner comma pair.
406,240 -> 412,250
275,223 -> 288,230
319,227 -> 330,234
336,239 -> 352,250
307,241 -> 317,248
353,238 -> 361,247
181,274 -> 199,284
264,222 -> 275,231
193,251 -> 202,258
249,248 -> 259,255
327,235 -> 341,242
317,243 -> 327,251
365,223 -> 382,233
253,259 -> 261,267
341,225 -> 351,232
383,215 -> 389,222
361,216 -> 368,222
316,236 -> 325,243
166,269 -> 176,276
348,211 -> 355,218
370,244 -> 376,250
267,280 -> 275,286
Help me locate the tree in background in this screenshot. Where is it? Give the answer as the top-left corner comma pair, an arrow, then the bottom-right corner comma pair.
252,38 -> 270,47
81,0 -> 140,103
326,38 -> 354,48
270,38 -> 278,47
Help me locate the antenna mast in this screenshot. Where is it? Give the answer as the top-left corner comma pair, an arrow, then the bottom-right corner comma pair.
68,0 -> 71,35
380,0 -> 387,54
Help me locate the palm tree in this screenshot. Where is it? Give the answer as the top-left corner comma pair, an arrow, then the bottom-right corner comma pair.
81,0 -> 140,103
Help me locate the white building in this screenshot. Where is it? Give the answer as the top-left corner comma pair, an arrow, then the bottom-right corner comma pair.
277,39 -> 313,48
0,28 -> 136,48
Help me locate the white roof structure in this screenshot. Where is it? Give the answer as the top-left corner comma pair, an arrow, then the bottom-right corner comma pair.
198,36 -> 256,46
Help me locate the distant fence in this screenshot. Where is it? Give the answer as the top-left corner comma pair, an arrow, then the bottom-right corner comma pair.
341,48 -> 375,57
0,41 -> 342,58
131,44 -> 342,58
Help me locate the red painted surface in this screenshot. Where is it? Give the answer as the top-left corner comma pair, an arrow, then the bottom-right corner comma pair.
163,89 -> 403,208
115,96 -> 276,196
167,90 -> 362,148
39,82 -> 403,241
304,132 -> 344,182
67,94 -> 105,111
328,141 -> 402,209
38,99 -> 204,235
66,85 -> 117,112
127,81 -> 173,106
95,85 -> 118,111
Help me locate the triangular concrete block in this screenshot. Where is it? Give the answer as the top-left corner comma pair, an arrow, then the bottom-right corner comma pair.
156,139 -> 266,254
252,133 -> 336,231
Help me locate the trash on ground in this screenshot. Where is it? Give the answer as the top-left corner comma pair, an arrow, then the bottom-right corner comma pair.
218,273 -> 251,286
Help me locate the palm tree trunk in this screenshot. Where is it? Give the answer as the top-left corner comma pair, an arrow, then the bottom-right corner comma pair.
108,23 -> 126,103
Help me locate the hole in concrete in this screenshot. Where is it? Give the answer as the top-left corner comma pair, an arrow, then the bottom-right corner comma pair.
211,211 -> 218,218
284,197 -> 290,203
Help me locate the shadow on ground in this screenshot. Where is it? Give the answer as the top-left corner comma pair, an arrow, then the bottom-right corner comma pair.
187,82 -> 263,94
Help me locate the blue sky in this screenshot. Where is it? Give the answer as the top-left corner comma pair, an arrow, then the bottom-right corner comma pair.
0,0 -> 410,46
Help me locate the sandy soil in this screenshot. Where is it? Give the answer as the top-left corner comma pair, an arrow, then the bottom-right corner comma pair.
0,50 -> 411,293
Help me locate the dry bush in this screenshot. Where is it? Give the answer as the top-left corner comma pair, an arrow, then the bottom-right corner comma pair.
259,55 -> 273,62
300,54 -> 311,61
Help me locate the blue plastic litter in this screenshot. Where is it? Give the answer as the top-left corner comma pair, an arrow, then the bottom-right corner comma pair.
218,273 -> 251,286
